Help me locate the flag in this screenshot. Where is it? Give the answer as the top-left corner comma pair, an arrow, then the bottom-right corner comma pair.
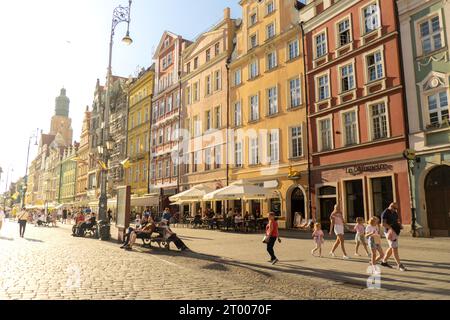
121,158 -> 131,169
97,160 -> 108,171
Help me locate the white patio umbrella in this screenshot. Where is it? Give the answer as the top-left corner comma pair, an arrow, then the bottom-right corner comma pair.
169,184 -> 215,203
203,180 -> 278,201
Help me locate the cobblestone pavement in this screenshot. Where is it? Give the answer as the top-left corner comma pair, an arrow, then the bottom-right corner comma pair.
0,220 -> 449,300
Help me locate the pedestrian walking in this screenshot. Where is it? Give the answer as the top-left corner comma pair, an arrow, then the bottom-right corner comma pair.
380,203 -> 407,271
311,223 -> 324,257
329,204 -> 350,260
18,208 -> 29,238
62,208 -> 68,224
365,217 -> 384,274
0,209 -> 5,234
354,217 -> 370,257
264,212 -> 281,265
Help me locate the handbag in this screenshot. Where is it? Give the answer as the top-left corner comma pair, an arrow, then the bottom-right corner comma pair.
262,235 -> 270,244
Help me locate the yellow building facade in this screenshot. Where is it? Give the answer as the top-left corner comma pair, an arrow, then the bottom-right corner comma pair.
127,66 -> 155,196
180,8 -> 236,214
75,107 -> 91,205
229,0 -> 308,228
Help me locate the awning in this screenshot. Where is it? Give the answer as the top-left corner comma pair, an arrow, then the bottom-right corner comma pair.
169,184 -> 215,203
130,194 -> 159,207
203,180 -> 278,201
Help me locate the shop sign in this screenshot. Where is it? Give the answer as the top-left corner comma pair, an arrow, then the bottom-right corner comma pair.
346,163 -> 392,176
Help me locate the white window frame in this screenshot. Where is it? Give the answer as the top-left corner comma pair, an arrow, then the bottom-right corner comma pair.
234,101 -> 242,127
315,70 -> 330,102
340,107 -> 360,147
338,59 -> 356,93
234,69 -> 242,86
268,130 -> 280,164
314,30 -> 328,59
287,39 -> 300,61
266,51 -> 277,70
249,94 -> 260,122
267,86 -> 278,116
289,125 -> 303,159
249,137 -> 260,165
363,46 -> 385,84
288,77 -> 302,109
415,12 -> 445,56
249,60 -> 259,79
266,23 -> 276,40
366,97 -> 391,141
361,1 -> 381,35
235,141 -> 243,167
317,115 -> 334,152
336,15 -> 352,48
425,90 -> 449,127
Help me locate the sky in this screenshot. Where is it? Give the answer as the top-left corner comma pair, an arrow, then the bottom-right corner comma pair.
0,0 -> 242,192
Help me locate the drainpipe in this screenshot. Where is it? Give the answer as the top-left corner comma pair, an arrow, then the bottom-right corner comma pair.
394,1 -> 416,237
300,21 -> 313,222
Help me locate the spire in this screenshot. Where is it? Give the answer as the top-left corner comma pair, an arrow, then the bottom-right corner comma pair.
55,88 -> 70,117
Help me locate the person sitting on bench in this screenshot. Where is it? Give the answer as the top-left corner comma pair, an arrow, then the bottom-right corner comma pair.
124,217 -> 156,251
72,212 -> 85,236
159,221 -> 189,251
120,215 -> 149,249
78,214 -> 97,236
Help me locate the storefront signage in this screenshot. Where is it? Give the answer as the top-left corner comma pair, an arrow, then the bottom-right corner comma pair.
346,163 -> 392,176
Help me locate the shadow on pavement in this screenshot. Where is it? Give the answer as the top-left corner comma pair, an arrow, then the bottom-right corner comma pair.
0,236 -> 14,241
24,238 -> 45,243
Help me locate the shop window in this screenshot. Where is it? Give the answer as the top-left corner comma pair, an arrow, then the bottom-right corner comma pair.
345,180 -> 365,223
371,176 -> 393,217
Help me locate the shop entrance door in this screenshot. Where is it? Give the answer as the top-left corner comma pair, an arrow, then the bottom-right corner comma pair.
318,186 -> 337,231
425,166 -> 450,236
291,188 -> 305,228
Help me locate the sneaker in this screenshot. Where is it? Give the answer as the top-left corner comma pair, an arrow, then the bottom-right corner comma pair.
354,253 -> 361,257
272,259 -> 279,265
124,246 -> 133,251
380,261 -> 393,268
343,255 -> 350,260
329,252 -> 336,257
398,264 -> 407,272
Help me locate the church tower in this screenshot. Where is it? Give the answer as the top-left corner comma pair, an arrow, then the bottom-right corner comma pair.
50,88 -> 73,146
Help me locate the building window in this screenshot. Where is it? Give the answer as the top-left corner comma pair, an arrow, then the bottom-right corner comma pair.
250,95 -> 259,121
193,116 -> 201,137
235,142 -> 243,167
345,180 -> 365,223
215,42 -> 220,56
317,74 -> 330,101
371,177 -> 393,217
267,51 -> 277,70
427,91 -> 449,126
267,87 -> 278,115
160,100 -> 165,116
269,131 -> 279,164
150,163 -> 155,181
175,92 -> 180,108
234,69 -> 242,86
315,32 -> 327,58
250,34 -> 258,49
341,63 -> 355,92
184,154 -> 190,174
165,160 -> 170,178
157,161 -> 162,179
173,158 -> 178,177
214,70 -> 221,91
363,3 -> 380,34
319,118 -> 332,151
291,126 -> 303,158
266,1 -> 275,15
206,111 -> 212,131
420,16 -> 443,55
158,129 -> 164,145
250,12 -> 257,26
266,23 -> 275,40
370,103 -> 388,140
343,110 -> 358,146
249,60 -> 259,79
194,57 -> 199,69
234,102 -> 242,126
338,19 -> 351,46
288,40 -> 299,60
142,163 -> 147,182
167,96 -> 173,112
193,82 -> 199,101
249,137 -> 259,165
193,152 -> 200,173
186,62 -> 191,74
366,51 -> 383,82
205,148 -> 211,171
215,145 -> 221,169
289,78 -> 301,108
206,49 -> 211,62
206,75 -> 211,95
215,107 -> 221,128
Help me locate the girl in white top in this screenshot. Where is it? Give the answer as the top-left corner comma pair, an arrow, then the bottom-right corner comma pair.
329,204 -> 350,260
366,217 -> 384,274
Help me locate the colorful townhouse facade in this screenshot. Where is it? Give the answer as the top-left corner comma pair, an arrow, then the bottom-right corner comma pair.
179,8 -> 236,215
150,32 -> 192,211
398,0 -> 450,236
228,0 -> 307,228
59,144 -> 79,205
301,0 -> 411,231
127,66 -> 155,197
75,107 -> 91,206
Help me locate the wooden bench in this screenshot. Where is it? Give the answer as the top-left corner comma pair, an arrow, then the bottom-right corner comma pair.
141,227 -> 173,251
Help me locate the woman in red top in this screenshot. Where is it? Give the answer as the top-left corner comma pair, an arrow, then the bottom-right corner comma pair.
265,212 -> 281,265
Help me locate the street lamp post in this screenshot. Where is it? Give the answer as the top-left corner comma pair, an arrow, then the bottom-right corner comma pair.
22,129 -> 39,209
98,0 -> 133,241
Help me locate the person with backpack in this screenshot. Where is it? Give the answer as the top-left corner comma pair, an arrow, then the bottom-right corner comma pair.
380,203 -> 407,271
18,208 -> 29,238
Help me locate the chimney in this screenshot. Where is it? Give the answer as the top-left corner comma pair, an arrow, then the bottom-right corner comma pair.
224,7 -> 231,20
